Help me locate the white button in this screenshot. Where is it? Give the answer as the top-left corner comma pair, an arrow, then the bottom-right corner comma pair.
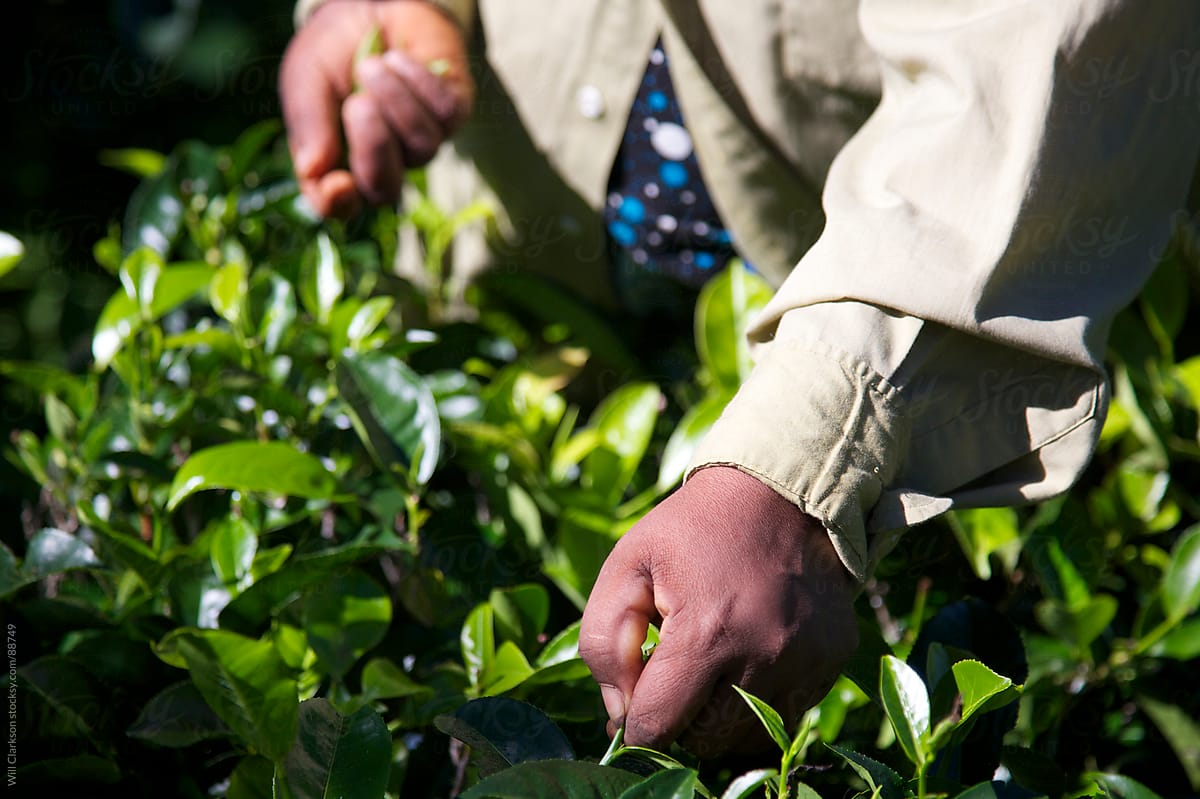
577,85 -> 606,119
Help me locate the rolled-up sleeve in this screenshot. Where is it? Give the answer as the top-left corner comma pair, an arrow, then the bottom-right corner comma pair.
690,0 -> 1200,581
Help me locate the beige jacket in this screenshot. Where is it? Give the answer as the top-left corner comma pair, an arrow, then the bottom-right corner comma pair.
297,0 -> 1200,581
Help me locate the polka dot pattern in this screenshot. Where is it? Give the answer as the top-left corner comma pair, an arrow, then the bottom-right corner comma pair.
603,40 -> 737,297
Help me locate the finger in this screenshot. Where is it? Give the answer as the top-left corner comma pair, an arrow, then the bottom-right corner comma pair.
280,37 -> 346,185
579,545 -> 659,730
355,55 -> 446,166
381,49 -> 470,130
342,92 -> 407,206
300,170 -> 362,220
620,612 -> 726,750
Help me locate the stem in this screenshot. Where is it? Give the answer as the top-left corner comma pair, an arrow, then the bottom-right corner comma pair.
917,760 -> 928,799
598,725 -> 624,766
1132,615 -> 1177,656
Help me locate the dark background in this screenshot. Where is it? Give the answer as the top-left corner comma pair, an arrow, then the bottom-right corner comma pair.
1,0 -> 296,521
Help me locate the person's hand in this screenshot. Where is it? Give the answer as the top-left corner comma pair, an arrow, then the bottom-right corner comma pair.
579,465 -> 859,757
279,0 -> 473,218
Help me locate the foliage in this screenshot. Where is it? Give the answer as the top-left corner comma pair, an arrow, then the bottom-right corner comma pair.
2,124 -> 1199,799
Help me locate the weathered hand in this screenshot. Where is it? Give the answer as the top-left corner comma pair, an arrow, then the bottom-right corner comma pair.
279,0 -> 473,218
580,465 -> 859,756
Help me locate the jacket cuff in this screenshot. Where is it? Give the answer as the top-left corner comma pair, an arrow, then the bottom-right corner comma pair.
295,0 -> 475,31
687,339 -> 908,583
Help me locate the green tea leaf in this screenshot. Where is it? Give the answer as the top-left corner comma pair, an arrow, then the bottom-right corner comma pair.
947,507 -> 1020,580
1150,618 -> 1200,660
483,641 -> 536,696
345,295 -> 393,350
277,699 -> 391,799
1138,695 -> 1200,790
211,516 -> 257,592
616,769 -> 697,799
732,685 -> 790,754
719,769 -> 778,799
879,655 -> 929,766
460,760 -> 637,798
0,230 -> 25,278
99,147 -> 167,178
951,660 -> 1018,725
1088,772 -> 1164,799
260,274 -> 297,355
305,232 -> 343,326
490,583 -> 550,653
434,697 -> 575,778
210,261 -> 249,325
581,382 -> 662,504
695,260 -> 772,391
93,261 -> 212,368
1034,595 -> 1117,650
462,603 -> 496,692
161,629 -> 298,762
0,360 -> 94,416
338,350 -> 441,485
18,655 -> 106,743
22,528 -> 100,581
656,392 -> 728,492
303,570 -> 392,680
219,545 -> 383,634
360,658 -> 431,701
1162,524 -> 1200,622
127,680 -> 231,747
167,441 -> 336,511
825,744 -> 906,799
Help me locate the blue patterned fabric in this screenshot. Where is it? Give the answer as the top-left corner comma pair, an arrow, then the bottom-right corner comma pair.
605,41 -> 738,311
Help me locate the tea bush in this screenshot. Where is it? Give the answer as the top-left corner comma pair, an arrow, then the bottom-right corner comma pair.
2,125 -> 1198,799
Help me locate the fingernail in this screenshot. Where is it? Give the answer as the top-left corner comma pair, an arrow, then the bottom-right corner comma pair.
600,686 -> 626,725
382,49 -> 417,76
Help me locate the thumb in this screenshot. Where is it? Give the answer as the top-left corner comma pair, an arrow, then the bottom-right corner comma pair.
579,546 -> 658,731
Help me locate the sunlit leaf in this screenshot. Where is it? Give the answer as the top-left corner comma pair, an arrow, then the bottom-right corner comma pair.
581,382 -> 662,504
360,658 -> 431,701
462,603 -> 496,693
616,768 -> 697,799
695,260 -> 772,391
338,350 -> 441,485
657,392 -> 728,492
948,507 -> 1020,580
0,230 -> 25,278
719,769 -> 778,799
211,516 -> 257,592
93,261 -> 212,368
879,655 -> 929,766
951,659 -> 1018,725
732,685 -> 790,754
167,441 -> 336,511
210,261 -> 248,325
1162,524 -> 1200,622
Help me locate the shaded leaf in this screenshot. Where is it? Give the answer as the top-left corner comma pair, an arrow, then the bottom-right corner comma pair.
303,570 -> 392,680
159,628 -> 298,762
826,744 -> 907,799
277,699 -> 391,799
435,697 -> 575,778
1089,773 -> 1163,799
1138,695 -> 1200,790
1034,595 -> 1117,650
127,680 -> 231,747
459,760 -> 638,799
